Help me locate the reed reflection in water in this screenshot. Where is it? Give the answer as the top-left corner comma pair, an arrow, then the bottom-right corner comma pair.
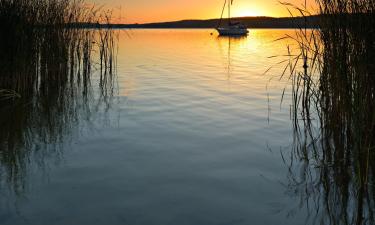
284,3 -> 375,225
0,17 -> 117,196
1,22 -> 374,225
1,29 -> 303,225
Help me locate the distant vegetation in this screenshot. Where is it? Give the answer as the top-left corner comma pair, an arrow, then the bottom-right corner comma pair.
86,16 -> 321,29
281,0 -> 375,224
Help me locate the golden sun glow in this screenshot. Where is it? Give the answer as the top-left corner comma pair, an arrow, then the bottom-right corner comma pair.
90,0 -> 317,23
230,2 -> 267,18
233,9 -> 263,17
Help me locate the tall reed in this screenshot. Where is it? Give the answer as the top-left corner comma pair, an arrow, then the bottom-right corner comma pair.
282,0 -> 375,224
0,0 -> 117,194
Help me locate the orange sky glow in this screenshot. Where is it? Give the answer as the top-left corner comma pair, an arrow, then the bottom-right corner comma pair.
89,0 -> 318,24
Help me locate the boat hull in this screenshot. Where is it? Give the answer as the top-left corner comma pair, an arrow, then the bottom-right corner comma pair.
216,27 -> 249,36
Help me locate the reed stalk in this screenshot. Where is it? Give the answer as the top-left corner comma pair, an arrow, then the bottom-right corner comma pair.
281,0 -> 375,224
0,0 -> 117,194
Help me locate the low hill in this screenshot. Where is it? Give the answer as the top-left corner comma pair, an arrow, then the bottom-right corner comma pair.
121,16 -> 320,29
74,16 -> 320,29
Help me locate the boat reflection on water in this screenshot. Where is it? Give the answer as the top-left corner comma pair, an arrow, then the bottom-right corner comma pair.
216,35 -> 247,77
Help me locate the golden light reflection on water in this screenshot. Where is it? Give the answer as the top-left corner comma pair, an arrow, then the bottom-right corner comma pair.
116,29 -> 300,102
1,28 -> 318,225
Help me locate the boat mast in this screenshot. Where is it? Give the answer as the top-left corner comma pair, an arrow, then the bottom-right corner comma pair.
228,0 -> 231,25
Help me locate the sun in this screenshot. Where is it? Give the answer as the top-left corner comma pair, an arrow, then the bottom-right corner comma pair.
234,9 -> 263,17
230,1 -> 266,18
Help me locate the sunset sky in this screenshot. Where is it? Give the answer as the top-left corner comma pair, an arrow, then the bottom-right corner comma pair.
90,0 -> 317,24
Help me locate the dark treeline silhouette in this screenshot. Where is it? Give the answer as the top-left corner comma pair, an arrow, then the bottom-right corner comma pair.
79,16 -> 321,29
283,0 -> 375,224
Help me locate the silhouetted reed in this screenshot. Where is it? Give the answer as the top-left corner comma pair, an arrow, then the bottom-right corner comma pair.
281,1 -> 375,224
0,0 -> 117,194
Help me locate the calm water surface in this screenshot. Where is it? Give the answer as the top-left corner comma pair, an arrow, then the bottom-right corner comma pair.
1,29 -> 306,225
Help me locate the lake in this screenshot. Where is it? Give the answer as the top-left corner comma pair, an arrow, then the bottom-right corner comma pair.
0,29 -> 308,225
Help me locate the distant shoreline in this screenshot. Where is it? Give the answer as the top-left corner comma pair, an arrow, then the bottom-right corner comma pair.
69,16 -> 320,29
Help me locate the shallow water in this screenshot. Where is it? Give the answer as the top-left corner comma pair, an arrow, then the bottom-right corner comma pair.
1,29 -> 308,225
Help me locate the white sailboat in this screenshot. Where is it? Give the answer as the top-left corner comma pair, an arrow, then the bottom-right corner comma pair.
216,0 -> 249,36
